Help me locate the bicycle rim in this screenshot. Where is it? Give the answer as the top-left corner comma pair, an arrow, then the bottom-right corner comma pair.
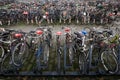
101,50 -> 118,74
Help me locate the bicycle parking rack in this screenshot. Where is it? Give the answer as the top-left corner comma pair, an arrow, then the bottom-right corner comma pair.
34,43 -> 49,73
1,44 -> 120,76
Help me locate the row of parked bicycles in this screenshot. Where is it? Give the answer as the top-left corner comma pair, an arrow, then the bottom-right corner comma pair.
0,25 -> 120,75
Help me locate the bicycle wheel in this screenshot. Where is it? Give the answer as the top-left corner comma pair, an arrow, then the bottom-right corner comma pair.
101,49 -> 118,74
0,54 -> 11,73
12,43 -> 29,66
57,49 -> 61,73
78,52 -> 86,74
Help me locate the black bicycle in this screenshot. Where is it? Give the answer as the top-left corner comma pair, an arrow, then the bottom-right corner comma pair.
0,29 -> 21,73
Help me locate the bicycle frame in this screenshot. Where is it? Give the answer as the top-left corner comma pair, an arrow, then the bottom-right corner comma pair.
0,31 -> 21,73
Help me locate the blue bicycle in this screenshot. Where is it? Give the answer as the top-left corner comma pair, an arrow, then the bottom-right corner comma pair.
34,28 -> 51,73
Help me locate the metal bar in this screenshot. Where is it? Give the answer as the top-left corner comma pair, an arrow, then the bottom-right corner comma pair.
1,71 -> 120,76
64,44 -> 72,70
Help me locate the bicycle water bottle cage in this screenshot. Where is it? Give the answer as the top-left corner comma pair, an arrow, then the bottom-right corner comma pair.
36,30 -> 43,35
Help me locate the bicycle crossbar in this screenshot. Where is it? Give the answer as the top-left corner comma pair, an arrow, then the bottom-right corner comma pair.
1,71 -> 120,76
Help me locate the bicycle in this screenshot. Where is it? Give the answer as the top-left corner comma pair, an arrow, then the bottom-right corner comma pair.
56,31 -> 62,73
12,26 -> 52,67
73,30 -> 89,74
87,30 -> 118,74
34,28 -> 51,73
0,29 -> 21,73
63,27 -> 74,73
11,31 -> 30,67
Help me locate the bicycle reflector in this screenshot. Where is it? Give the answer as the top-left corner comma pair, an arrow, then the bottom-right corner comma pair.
56,31 -> 62,36
14,33 -> 22,38
64,27 -> 70,32
36,30 -> 43,35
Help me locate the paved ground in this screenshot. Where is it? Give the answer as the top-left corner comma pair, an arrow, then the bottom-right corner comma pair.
4,24 -> 98,42
4,24 -> 98,33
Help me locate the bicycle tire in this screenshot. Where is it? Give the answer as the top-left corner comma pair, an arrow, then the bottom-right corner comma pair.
79,52 -> 86,74
12,43 -> 29,66
0,53 -> 11,73
101,49 -> 118,74
57,49 -> 61,73
43,42 -> 49,63
0,45 -> 5,61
